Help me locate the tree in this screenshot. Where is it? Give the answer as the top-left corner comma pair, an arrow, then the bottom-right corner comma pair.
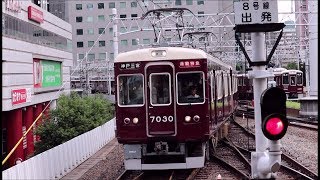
286,62 -> 298,70
34,92 -> 114,154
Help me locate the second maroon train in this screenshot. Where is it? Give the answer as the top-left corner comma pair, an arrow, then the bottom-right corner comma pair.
237,67 -> 305,104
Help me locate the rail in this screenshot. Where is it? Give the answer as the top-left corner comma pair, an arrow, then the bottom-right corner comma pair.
2,118 -> 116,180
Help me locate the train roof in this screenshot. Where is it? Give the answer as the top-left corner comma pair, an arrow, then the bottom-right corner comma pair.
282,69 -> 303,74
115,47 -> 206,62
115,47 -> 232,70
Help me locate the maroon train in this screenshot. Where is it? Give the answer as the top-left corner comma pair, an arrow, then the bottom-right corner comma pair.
237,68 -> 304,104
114,47 -> 237,170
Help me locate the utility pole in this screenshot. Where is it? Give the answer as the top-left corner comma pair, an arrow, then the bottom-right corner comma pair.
111,8 -> 118,96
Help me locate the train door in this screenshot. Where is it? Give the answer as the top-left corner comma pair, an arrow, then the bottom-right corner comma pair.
145,63 -> 176,137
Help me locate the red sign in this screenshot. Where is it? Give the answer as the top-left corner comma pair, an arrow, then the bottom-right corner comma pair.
12,88 -> 31,105
28,6 -> 44,23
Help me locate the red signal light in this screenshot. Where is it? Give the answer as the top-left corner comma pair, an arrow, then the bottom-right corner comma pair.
265,117 -> 284,135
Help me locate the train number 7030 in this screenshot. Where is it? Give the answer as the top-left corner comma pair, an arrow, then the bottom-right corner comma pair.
150,116 -> 174,123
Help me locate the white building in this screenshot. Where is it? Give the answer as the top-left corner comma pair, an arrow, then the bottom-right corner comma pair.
2,0 -> 72,169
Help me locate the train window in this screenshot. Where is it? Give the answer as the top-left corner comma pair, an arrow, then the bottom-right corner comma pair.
177,72 -> 204,104
118,74 -> 144,106
210,74 -> 215,101
297,73 -> 303,85
150,73 -> 171,105
216,73 -> 223,100
224,75 -> 228,97
238,78 -> 243,86
290,76 -> 296,86
282,74 -> 289,85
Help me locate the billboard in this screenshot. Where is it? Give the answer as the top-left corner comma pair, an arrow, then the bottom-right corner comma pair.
34,59 -> 62,88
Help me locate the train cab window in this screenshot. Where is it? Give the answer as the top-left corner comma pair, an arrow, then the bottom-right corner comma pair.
118,74 -> 144,106
290,76 -> 296,86
238,78 -> 243,86
297,73 -> 303,85
150,73 -> 171,105
177,72 -> 204,104
282,73 -> 289,85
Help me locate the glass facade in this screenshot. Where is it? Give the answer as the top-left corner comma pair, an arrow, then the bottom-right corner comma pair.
2,14 -> 72,52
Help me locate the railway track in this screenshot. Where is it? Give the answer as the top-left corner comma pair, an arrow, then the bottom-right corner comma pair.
229,120 -> 318,179
236,106 -> 318,131
116,169 -> 197,180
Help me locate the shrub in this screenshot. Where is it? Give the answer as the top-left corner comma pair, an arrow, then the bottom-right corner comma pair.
34,92 -> 114,154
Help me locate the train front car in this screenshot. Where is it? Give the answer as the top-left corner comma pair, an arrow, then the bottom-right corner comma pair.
281,69 -> 304,98
114,47 -> 210,170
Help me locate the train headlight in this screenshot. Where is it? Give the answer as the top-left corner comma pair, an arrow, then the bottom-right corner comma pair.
193,115 -> 200,122
124,118 -> 130,124
185,116 -> 191,122
133,118 -> 139,124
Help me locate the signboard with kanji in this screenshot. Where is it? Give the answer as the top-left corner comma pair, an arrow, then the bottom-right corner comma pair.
234,0 -> 278,25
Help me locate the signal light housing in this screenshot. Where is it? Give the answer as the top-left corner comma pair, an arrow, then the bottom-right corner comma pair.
261,87 -> 288,140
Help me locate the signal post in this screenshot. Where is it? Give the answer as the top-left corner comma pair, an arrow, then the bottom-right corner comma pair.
234,0 -> 288,179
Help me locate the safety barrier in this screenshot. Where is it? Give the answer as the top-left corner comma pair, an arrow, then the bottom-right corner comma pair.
2,118 -> 116,180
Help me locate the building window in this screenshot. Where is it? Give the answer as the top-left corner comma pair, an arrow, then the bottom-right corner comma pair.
87,16 -> 93,22
98,3 -> 104,9
131,2 -> 137,7
98,28 -> 105,34
98,15 -> 105,21
87,3 -> 93,10
197,0 -> 204,5
131,14 -> 138,18
99,53 -> 106,60
120,2 -> 126,8
109,28 -> 113,34
175,0 -> 182,5
88,53 -> 95,60
88,41 -> 94,47
132,39 -> 138,45
76,4 -> 82,10
87,28 -> 94,35
76,16 -> 83,22
109,2 -> 115,8
143,39 -> 150,44
77,42 -> 84,48
76,29 -> 83,35
120,27 -> 127,33
120,14 -> 127,19
121,39 -> 128,46
99,41 -> 106,47
78,54 -> 84,60
186,0 -> 193,5
110,53 -> 114,60
198,11 -> 204,17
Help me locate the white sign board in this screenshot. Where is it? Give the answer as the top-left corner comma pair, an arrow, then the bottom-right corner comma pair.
234,0 -> 278,25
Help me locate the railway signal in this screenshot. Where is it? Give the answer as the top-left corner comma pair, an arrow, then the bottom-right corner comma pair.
261,87 -> 288,140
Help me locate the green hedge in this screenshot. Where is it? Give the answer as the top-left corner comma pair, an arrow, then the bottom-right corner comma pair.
286,101 -> 300,110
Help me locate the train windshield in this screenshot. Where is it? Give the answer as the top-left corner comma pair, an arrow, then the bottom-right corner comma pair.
297,73 -> 303,85
282,73 -> 289,85
290,76 -> 296,86
177,72 -> 205,104
118,74 -> 144,106
150,73 -> 171,105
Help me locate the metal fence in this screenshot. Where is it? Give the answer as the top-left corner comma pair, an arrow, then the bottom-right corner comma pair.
2,118 -> 116,180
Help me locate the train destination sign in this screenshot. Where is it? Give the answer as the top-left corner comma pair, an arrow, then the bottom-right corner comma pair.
234,0 -> 278,25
